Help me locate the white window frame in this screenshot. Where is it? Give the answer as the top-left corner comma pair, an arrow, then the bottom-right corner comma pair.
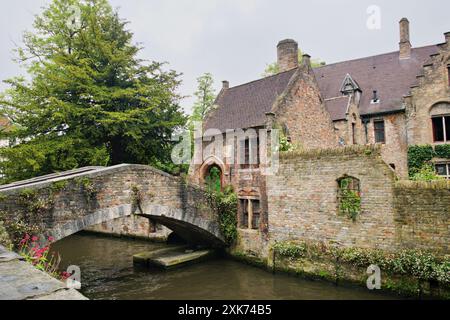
435,162 -> 450,180
432,115 -> 449,143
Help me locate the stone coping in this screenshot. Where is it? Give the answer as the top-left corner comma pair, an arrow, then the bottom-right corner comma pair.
0,164 -> 179,194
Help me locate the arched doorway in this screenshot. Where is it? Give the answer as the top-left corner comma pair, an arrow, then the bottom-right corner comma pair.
204,165 -> 223,192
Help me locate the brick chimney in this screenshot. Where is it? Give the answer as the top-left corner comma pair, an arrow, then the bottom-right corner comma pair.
222,80 -> 229,90
445,32 -> 450,44
399,18 -> 411,59
277,39 -> 298,72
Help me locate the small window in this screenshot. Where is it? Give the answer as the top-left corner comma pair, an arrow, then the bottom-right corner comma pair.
240,199 -> 249,229
337,177 -> 361,221
432,115 -> 450,142
239,198 -> 260,230
374,120 -> 386,144
447,65 -> 450,86
436,163 -> 450,179
239,137 -> 259,169
352,123 -> 356,145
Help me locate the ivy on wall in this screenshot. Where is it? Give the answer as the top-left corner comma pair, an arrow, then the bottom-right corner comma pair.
408,144 -> 450,177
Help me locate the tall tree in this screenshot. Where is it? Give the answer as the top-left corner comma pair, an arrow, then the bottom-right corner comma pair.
189,73 -> 216,124
0,0 -> 186,183
262,49 -> 326,77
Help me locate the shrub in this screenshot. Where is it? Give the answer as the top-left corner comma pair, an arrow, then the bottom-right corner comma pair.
410,163 -> 443,182
206,186 -> 238,245
408,145 -> 436,176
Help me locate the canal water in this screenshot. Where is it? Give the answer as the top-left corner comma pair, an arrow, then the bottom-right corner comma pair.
52,233 -> 400,300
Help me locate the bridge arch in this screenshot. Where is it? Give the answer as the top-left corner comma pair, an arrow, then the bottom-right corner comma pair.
0,165 -> 225,247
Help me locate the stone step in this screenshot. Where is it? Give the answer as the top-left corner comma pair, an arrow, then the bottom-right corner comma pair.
148,250 -> 215,269
132,245 -> 189,265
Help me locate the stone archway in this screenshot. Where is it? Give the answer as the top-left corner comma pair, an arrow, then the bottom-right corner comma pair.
199,156 -> 226,191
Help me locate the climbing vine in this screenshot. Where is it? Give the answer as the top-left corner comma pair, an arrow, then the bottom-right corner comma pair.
408,144 -> 450,177
206,185 -> 238,245
338,178 -> 361,222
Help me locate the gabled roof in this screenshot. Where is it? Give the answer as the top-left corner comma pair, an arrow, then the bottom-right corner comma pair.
205,44 -> 438,131
206,69 -> 295,131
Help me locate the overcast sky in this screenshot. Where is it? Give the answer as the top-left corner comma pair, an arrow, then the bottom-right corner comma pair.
1,0 -> 449,113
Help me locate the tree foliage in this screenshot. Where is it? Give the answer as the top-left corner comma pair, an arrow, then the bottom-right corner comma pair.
189,73 -> 216,123
0,0 -> 186,183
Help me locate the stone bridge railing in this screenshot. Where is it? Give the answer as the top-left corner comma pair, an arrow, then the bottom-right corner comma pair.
0,165 -> 224,247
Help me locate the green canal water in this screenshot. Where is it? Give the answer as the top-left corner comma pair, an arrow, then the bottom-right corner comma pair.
52,233 -> 400,300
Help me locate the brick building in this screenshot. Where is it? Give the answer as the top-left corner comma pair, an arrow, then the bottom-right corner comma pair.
190,18 -> 450,235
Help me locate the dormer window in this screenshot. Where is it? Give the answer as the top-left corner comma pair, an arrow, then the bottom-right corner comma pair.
340,74 -> 361,96
371,90 -> 380,104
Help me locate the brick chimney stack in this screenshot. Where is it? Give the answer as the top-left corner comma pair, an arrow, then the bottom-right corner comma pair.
399,18 -> 412,59
445,32 -> 450,44
222,80 -> 229,90
277,39 -> 298,73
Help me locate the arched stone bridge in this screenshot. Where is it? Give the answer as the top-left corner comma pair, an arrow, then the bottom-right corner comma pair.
0,165 -> 225,247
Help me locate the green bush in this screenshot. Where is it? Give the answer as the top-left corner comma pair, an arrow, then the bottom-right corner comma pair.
435,144 -> 450,158
408,144 -> 450,177
410,163 -> 443,182
206,186 -> 238,245
408,145 -> 436,176
273,241 -> 450,284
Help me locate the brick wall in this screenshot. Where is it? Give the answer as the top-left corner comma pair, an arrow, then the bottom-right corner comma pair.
394,181 -> 450,253
265,146 -> 450,256
273,61 -> 338,149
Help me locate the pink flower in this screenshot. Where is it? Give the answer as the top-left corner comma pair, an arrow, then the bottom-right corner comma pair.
24,234 -> 30,240
48,236 -> 55,242
31,236 -> 38,242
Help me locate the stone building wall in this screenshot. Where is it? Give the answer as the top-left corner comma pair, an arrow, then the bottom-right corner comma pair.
263,146 -> 450,257
406,37 -> 450,145
364,113 -> 409,177
273,59 -> 338,149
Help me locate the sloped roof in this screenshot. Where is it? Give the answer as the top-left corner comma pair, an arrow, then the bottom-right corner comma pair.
324,96 -> 351,121
205,45 -> 438,131
314,45 -> 438,116
206,69 -> 295,131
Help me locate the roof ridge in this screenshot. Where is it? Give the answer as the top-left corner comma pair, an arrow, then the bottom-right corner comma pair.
225,44 -> 437,92
314,44 -> 437,70
226,68 -> 296,91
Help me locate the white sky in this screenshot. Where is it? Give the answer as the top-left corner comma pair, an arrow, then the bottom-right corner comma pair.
1,0 -> 449,114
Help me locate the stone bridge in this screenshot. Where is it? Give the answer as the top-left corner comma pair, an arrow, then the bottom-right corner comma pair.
0,165 -> 225,247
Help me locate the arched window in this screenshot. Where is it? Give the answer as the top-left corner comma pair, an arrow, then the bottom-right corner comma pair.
430,103 -> 450,143
337,176 -> 361,221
